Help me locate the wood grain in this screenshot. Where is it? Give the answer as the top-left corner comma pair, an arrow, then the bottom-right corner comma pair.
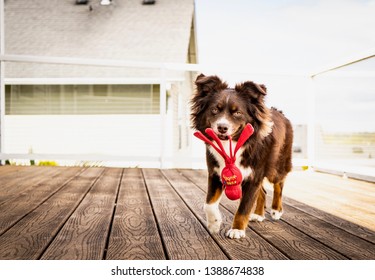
264,194 -> 375,259
162,169 -> 288,260
281,195 -> 375,244
0,166 -> 59,204
143,169 -> 226,260
0,167 -> 373,260
0,167 -> 83,235
106,168 -> 165,260
0,168 -> 103,260
41,168 -> 122,260
180,169 -> 347,260
280,171 -> 375,231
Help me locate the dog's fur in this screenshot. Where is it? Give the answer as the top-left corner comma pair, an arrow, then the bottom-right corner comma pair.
191,74 -> 293,239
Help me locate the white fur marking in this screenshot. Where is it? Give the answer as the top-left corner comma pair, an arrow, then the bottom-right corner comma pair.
226,228 -> 246,239
213,117 -> 233,136
204,200 -> 222,233
208,141 -> 253,181
216,117 -> 230,126
250,213 -> 265,222
271,209 -> 283,220
260,120 -> 274,139
226,94 -> 230,104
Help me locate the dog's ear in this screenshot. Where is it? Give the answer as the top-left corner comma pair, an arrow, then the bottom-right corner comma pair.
235,81 -> 267,100
190,74 -> 227,130
195,74 -> 228,95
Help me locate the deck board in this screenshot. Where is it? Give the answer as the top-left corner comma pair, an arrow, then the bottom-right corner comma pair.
162,169 -> 288,260
279,171 -> 375,231
0,167 -> 83,235
143,169 -> 227,260
271,197 -> 375,259
106,168 -> 165,260
0,167 -> 59,204
0,166 -> 374,260
179,169 -> 347,260
41,168 -> 122,260
0,168 -> 102,259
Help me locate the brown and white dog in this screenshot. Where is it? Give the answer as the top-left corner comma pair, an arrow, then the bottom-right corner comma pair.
191,74 -> 293,239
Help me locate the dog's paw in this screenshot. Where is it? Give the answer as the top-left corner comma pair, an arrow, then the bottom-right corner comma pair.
249,213 -> 265,222
226,229 -> 246,239
271,209 -> 283,220
204,203 -> 222,234
207,219 -> 222,233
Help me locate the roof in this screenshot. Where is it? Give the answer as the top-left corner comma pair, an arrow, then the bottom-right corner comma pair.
4,0 -> 195,80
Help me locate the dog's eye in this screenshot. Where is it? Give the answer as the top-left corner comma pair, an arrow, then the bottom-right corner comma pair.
233,111 -> 242,117
211,108 -> 219,115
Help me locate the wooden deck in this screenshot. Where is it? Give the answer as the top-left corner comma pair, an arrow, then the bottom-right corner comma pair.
0,166 -> 374,260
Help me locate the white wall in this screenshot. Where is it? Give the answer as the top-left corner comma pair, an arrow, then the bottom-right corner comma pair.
4,114 -> 162,166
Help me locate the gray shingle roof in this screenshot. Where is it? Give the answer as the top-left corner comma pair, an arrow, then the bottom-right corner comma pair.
5,0 -> 194,79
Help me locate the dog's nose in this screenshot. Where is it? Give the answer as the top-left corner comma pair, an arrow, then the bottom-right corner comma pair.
217,123 -> 229,134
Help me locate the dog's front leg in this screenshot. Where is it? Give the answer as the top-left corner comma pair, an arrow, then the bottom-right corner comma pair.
226,180 -> 261,239
204,173 -> 223,234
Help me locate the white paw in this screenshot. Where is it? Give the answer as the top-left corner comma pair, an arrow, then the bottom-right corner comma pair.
226,229 -> 246,239
204,203 -> 222,233
207,220 -> 222,233
250,213 -> 265,222
271,209 -> 283,220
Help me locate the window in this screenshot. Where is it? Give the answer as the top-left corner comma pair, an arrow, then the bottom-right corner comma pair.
5,84 -> 160,115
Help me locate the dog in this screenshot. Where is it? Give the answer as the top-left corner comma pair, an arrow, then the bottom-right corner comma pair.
191,74 -> 293,239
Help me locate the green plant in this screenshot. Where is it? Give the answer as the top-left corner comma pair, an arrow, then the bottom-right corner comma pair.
38,161 -> 58,166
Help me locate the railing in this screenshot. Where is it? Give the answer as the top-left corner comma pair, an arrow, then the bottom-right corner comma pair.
309,49 -> 375,180
1,0 -> 374,176
1,52 -> 375,178
0,54 -> 311,168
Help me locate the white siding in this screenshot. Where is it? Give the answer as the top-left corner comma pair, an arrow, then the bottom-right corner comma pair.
4,114 -> 162,160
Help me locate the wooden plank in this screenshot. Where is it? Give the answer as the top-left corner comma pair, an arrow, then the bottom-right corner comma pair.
180,169 -> 347,260
284,173 -> 375,213
282,171 -> 375,231
178,169 -> 207,189
142,168 -> 227,260
0,167 -> 83,235
0,166 -> 56,195
0,167 -> 66,205
264,194 -> 375,259
41,168 -> 123,260
244,216 -> 346,260
280,195 -> 375,244
307,171 -> 375,195
106,168 -> 165,260
185,169 -> 375,243
162,169 -> 288,260
0,168 -> 103,260
0,165 -> 28,175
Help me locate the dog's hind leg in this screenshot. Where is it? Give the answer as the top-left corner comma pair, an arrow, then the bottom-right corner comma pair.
271,179 -> 284,220
250,186 -> 266,222
204,173 -> 223,234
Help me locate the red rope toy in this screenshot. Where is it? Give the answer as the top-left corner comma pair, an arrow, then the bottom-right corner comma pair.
194,123 -> 254,200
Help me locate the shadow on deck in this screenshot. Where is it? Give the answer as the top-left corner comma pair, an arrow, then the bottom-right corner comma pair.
0,166 -> 374,260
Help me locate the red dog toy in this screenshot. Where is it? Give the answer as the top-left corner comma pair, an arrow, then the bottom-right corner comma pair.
194,124 -> 254,200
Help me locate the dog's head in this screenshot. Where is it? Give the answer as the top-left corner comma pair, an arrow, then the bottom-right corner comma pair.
191,74 -> 273,141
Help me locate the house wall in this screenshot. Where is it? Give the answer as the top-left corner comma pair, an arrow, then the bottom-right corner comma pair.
4,114 -> 162,165
3,83 -> 170,166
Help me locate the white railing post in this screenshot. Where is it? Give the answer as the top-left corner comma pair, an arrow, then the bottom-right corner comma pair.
0,0 -> 5,164
159,66 -> 167,168
307,76 -> 316,169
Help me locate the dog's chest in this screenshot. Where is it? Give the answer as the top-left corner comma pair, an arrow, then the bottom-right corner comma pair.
208,141 -> 252,180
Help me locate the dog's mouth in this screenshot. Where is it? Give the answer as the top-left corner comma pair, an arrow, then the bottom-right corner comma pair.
215,127 -> 244,142
216,133 -> 230,141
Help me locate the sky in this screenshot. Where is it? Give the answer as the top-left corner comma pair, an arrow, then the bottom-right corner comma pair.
194,0 -> 375,132
195,0 -> 375,75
